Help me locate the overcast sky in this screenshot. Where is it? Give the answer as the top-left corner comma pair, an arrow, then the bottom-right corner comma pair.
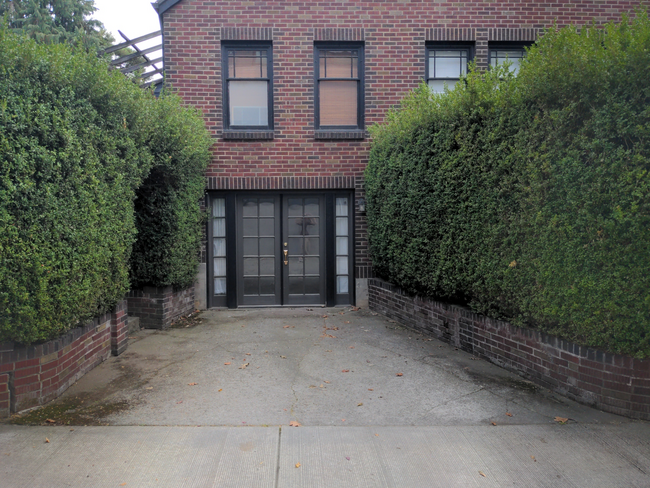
92,0 -> 161,45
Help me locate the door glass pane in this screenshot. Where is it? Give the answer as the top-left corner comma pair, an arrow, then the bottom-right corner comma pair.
214,238 -> 226,257
288,237 -> 303,255
305,277 -> 320,295
336,217 -> 348,236
288,199 -> 302,217
336,198 -> 348,217
243,238 -> 257,256
304,217 -> 318,236
337,276 -> 349,294
305,257 -> 319,276
244,258 -> 258,276
304,198 -> 319,217
260,257 -> 275,275
243,219 -> 257,237
244,278 -> 258,295
259,218 -> 274,236
214,258 -> 227,276
288,218 -> 303,236
336,256 -> 348,276
212,199 -> 226,218
214,278 -> 227,295
214,219 -> 226,237
289,277 -> 303,295
259,277 -> 275,295
259,238 -> 274,256
304,237 -> 319,256
336,236 -> 348,255
288,257 -> 302,276
242,199 -> 258,217
259,199 -> 274,217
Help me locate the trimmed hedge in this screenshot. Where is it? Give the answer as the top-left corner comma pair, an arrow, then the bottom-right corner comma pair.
366,13 -> 650,357
129,93 -> 212,290
0,31 -> 153,344
0,31 -> 212,344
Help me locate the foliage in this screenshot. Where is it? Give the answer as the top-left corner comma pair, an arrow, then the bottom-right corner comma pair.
366,12 -> 650,357
0,0 -> 112,50
129,92 -> 212,290
0,30 -> 153,344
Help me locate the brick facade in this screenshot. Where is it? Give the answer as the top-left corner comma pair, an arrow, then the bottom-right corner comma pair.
0,300 -> 129,417
369,279 -> 650,420
158,0 -> 643,296
127,286 -> 196,330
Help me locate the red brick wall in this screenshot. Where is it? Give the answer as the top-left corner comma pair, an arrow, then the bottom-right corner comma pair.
0,300 -> 129,417
369,279 -> 650,420
161,0 -> 644,279
127,286 -> 195,329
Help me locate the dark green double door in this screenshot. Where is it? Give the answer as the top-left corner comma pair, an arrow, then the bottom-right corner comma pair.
237,194 -> 326,306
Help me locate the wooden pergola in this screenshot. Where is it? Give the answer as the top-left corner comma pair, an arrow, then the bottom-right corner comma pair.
99,30 -> 163,91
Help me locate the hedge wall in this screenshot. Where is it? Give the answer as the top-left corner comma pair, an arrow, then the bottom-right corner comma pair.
365,13 -> 650,357
0,31 -> 153,344
129,93 -> 212,290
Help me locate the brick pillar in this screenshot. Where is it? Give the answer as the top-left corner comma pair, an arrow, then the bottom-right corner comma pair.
111,300 -> 129,356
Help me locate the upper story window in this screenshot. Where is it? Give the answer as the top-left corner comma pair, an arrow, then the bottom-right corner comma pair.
314,43 -> 364,131
426,43 -> 473,93
222,42 -> 273,130
489,43 -> 530,75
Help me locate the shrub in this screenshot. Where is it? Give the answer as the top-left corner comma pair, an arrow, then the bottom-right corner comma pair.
366,12 -> 650,357
0,31 -> 153,344
129,93 -> 212,290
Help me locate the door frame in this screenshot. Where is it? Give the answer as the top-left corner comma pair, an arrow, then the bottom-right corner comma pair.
207,190 -> 355,308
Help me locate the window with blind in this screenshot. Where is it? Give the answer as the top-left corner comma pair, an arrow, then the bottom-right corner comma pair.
315,43 -> 364,130
222,43 -> 273,130
426,43 -> 473,94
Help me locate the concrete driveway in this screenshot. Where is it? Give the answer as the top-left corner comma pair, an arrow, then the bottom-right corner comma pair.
2,307 -> 649,487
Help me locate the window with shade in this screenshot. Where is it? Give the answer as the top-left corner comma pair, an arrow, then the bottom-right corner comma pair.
222,43 -> 273,130
315,44 -> 364,130
426,44 -> 472,94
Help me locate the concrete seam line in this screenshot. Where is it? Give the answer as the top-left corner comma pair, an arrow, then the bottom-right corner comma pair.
274,426 -> 282,488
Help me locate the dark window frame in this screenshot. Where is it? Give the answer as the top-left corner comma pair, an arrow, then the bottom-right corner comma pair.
221,41 -> 274,132
425,42 -> 474,92
314,42 -> 365,132
488,41 -> 533,74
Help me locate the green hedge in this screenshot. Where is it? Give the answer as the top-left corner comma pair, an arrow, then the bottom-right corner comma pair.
366,12 -> 650,357
0,31 -> 153,344
129,93 -> 212,290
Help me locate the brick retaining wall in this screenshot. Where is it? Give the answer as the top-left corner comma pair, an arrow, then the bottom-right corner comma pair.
0,300 -> 129,417
127,285 -> 195,329
369,278 -> 650,420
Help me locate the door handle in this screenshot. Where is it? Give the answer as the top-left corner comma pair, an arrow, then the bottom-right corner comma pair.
283,249 -> 288,265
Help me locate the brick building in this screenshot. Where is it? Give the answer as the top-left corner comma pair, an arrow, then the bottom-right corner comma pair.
152,0 -> 641,310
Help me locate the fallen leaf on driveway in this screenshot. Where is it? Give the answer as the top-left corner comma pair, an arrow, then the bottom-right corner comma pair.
45,438 -> 50,443
345,456 -> 350,461
295,463 -> 301,468
531,456 -> 536,462
177,401 -> 183,404
246,353 -> 251,356
342,369 -> 350,373
319,384 -> 324,388
289,421 -> 301,427
309,385 -> 317,388
224,362 -> 231,365
491,422 -> 497,426
345,321 -> 350,324
396,373 -> 403,377
239,363 -> 249,369
280,355 -> 287,359
506,412 -> 513,417
554,416 -> 569,424
324,380 -> 331,383
368,388 -> 373,391
357,403 -> 363,407
188,382 -> 198,386
218,389 -> 223,392
322,315 -> 328,318
349,346 -> 355,349
351,307 -> 360,311
45,419 -> 55,424
479,471 -> 486,477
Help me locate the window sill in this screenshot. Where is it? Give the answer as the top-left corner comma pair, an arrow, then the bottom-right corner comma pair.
222,130 -> 274,141
314,130 -> 366,140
